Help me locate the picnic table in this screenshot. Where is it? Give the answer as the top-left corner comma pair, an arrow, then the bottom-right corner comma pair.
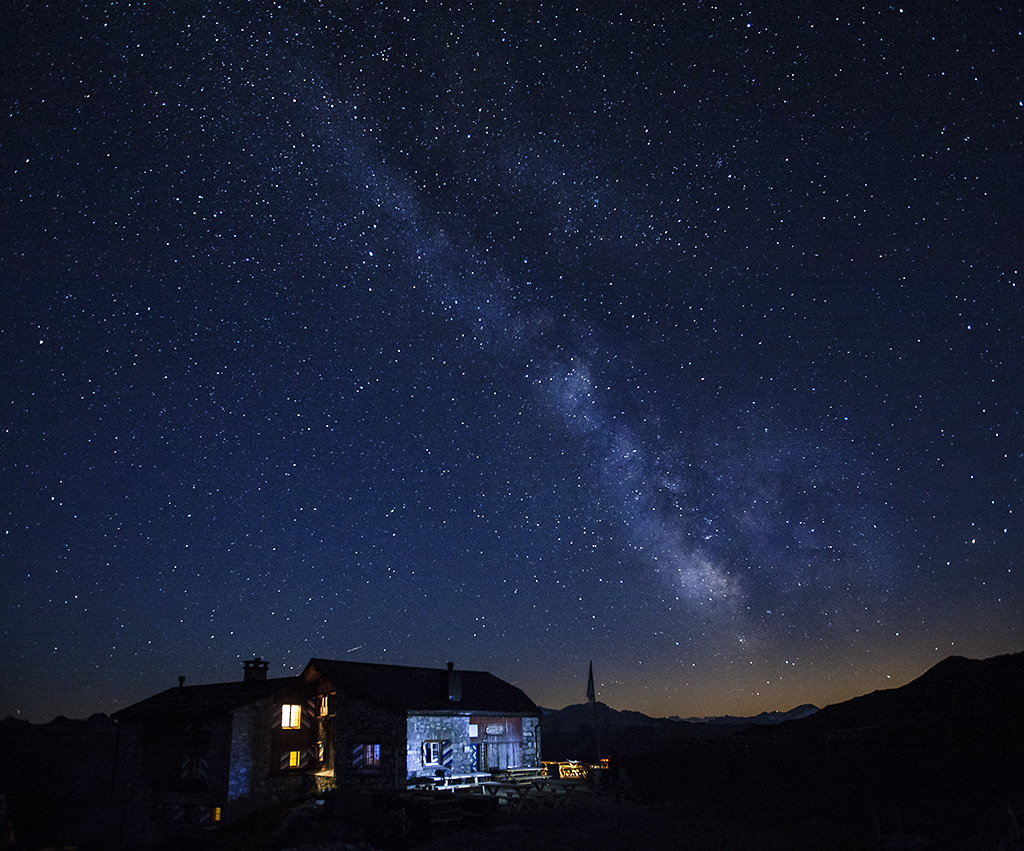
407,766 -> 588,812
480,781 -> 535,810
439,772 -> 492,789
409,771 -> 492,791
481,775 -> 589,810
532,776 -> 589,806
489,766 -> 547,783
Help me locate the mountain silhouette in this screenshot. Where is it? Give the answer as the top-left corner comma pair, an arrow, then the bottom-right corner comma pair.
779,650 -> 1023,734
618,651 -> 1023,848
540,700 -> 821,761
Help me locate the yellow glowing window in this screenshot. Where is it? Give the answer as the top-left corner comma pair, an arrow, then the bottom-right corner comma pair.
288,750 -> 301,768
211,807 -> 222,823
281,704 -> 301,729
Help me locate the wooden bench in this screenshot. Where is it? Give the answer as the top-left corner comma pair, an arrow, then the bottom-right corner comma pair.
490,766 -> 547,783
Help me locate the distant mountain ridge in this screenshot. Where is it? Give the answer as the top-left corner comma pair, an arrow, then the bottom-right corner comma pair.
539,700 -> 820,760
620,651 -> 1023,846
670,704 -> 819,725
779,650 -> 1024,733
541,701 -> 818,728
541,651 -> 1023,760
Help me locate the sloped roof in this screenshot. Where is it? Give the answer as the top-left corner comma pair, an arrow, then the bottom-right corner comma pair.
304,658 -> 539,715
112,676 -> 299,720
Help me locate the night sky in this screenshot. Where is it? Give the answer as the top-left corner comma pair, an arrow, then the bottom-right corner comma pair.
3,2 -> 1021,724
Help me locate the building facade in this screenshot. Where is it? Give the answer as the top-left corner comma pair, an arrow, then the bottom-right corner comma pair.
112,656 -> 540,844
112,659 -> 316,847
302,658 -> 541,789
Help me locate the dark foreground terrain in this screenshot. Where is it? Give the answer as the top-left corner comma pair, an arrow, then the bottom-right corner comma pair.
2,652 -> 1021,850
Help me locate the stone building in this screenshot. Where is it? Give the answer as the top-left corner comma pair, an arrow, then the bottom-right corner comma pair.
112,656 -> 540,843
302,658 -> 541,789
111,658 -> 315,847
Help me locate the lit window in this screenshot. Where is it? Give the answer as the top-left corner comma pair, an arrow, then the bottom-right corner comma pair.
319,695 -> 329,717
288,750 -> 301,768
281,704 -> 301,729
211,807 -> 222,823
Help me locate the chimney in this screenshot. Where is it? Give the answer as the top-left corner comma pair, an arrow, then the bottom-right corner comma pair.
446,661 -> 462,703
178,676 -> 186,689
243,657 -> 269,682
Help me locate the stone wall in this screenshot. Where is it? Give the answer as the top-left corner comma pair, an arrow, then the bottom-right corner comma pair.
225,693 -> 315,822
331,693 -> 406,791
406,714 -> 474,779
113,686 -> 319,845
406,714 -> 542,780
522,715 -> 541,767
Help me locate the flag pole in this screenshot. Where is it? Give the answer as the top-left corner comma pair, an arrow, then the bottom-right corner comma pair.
587,661 -> 602,765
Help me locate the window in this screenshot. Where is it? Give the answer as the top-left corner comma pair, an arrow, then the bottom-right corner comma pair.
211,807 -> 222,823
182,754 -> 207,780
281,704 -> 301,729
319,695 -> 330,717
317,740 -> 325,763
423,740 -> 442,766
353,743 -> 380,769
288,750 -> 302,768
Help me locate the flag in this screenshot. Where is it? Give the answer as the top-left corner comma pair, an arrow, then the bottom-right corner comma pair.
586,661 -> 596,704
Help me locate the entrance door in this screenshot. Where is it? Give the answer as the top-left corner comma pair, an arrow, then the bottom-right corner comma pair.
481,740 -> 522,770
472,717 -> 523,770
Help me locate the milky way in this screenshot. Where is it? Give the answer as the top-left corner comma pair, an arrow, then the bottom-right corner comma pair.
334,108 -> 897,641
2,2 -> 1020,721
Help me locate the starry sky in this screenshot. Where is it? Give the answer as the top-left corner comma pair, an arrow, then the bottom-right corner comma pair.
2,2 -> 1021,723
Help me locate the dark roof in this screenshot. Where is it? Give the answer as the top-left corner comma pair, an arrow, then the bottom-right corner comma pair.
304,659 -> 539,715
112,677 -> 300,720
